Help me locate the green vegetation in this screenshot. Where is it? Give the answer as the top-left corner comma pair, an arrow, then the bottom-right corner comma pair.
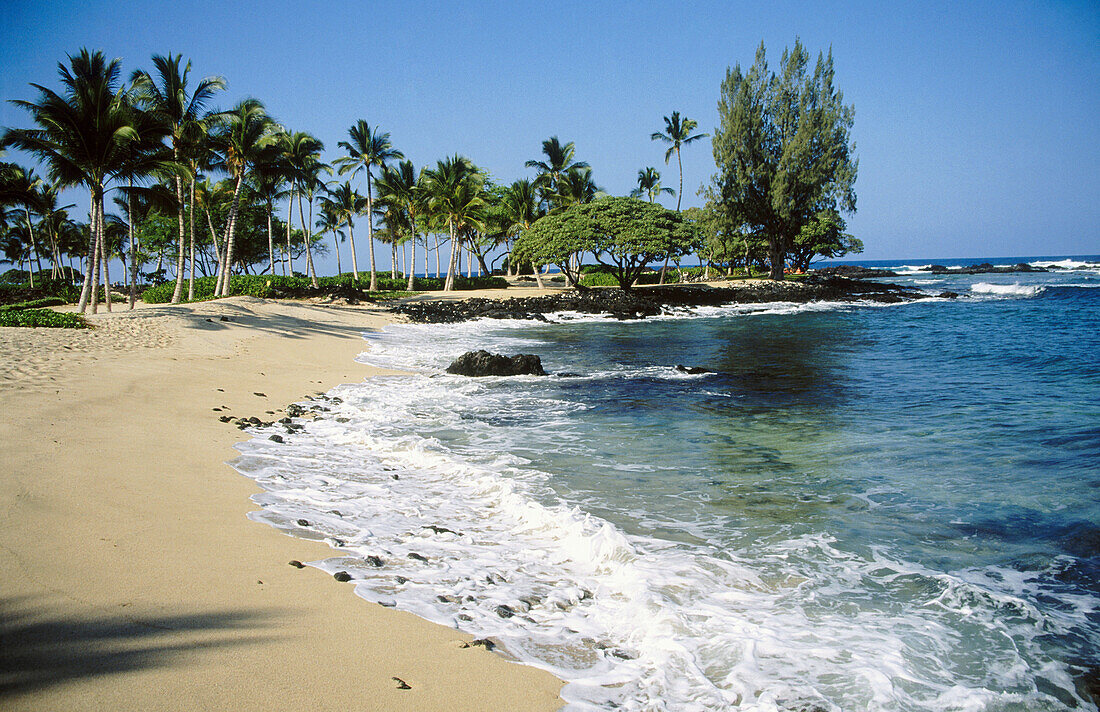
0,308 -> 86,328
141,273 -> 505,303
2,38 -> 863,306
0,297 -> 67,311
710,39 -> 859,279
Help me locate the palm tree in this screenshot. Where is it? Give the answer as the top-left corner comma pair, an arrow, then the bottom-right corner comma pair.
280,131 -> 326,287
500,178 -> 545,285
319,181 -> 368,281
650,111 -> 708,211
131,53 -> 226,303
208,98 -> 274,296
551,166 -> 601,209
249,142 -> 290,278
374,160 -> 424,290
630,167 -> 675,204
333,120 -> 404,291
4,49 -> 168,313
525,136 -> 588,210
423,155 -> 486,291
6,166 -> 45,285
315,202 -> 345,275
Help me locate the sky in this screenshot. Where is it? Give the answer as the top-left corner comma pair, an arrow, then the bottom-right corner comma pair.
1,0 -> 1097,270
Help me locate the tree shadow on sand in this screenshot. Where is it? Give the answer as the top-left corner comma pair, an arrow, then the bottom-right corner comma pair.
0,596 -> 279,698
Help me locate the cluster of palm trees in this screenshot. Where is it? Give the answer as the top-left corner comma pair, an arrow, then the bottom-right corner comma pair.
2,48 -> 713,313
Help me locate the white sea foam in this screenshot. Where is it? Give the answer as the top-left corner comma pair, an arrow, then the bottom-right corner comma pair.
230,315 -> 1095,711
1031,258 -> 1100,271
970,282 -> 1045,298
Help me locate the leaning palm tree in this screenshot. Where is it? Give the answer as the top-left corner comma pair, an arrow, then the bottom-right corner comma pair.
423,155 -> 486,291
333,120 -> 404,291
650,111 -> 708,211
207,98 -> 274,296
131,53 -> 225,303
4,49 -> 168,313
630,167 -> 675,204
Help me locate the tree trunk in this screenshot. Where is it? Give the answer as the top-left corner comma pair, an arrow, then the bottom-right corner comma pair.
533,262 -> 544,289
267,199 -> 276,279
101,199 -> 113,313
217,175 -> 245,296
391,241 -> 397,280
285,193 -> 294,277
298,191 -> 318,288
77,192 -> 98,313
406,219 -> 417,291
188,179 -> 197,301
171,172 -> 186,303
24,208 -> 42,285
366,170 -> 377,291
767,242 -> 784,281
128,181 -> 137,308
675,147 -> 683,212
443,223 -> 458,292
434,233 -> 441,279
332,229 -> 342,275
347,215 -> 360,281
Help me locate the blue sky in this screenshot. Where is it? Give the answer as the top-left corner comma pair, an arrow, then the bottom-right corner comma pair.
2,0 -> 1097,267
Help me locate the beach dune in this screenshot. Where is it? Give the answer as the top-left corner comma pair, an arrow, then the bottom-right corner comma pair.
0,296 -> 563,711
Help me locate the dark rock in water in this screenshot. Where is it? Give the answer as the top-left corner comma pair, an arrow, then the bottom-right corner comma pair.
408,552 -> 429,562
297,519 -> 310,527
495,604 -> 515,618
445,350 -> 547,377
269,434 -> 284,443
365,555 -> 384,567
675,365 -> 712,375
924,262 -> 1048,275
938,291 -> 960,299
462,638 -> 496,651
288,560 -> 305,569
333,571 -> 352,582
557,372 -> 583,378
923,264 -> 950,273
395,576 -> 408,584
424,525 -> 459,535
286,403 -> 305,418
814,265 -> 898,278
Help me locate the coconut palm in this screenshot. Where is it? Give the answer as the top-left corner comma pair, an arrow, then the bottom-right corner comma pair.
5,166 -> 45,285
525,136 -> 589,210
374,160 -> 424,290
249,142 -> 290,278
279,131 -> 326,287
500,178 -> 545,284
333,120 -> 404,291
550,166 -> 601,209
319,181 -> 368,281
630,167 -> 675,204
315,202 -> 345,275
650,111 -> 708,211
4,49 -> 169,312
423,155 -> 486,291
207,98 -> 274,295
131,53 -> 226,303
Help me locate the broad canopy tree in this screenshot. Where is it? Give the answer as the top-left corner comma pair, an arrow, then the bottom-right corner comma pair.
711,39 -> 857,280
513,196 -> 698,290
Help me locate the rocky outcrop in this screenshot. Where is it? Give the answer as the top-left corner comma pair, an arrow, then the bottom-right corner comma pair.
446,350 -> 547,377
919,263 -> 1047,275
813,265 -> 898,278
393,279 -> 928,324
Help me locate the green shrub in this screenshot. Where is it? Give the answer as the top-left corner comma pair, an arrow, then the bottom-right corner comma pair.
0,297 -> 67,312
143,273 -> 508,303
0,308 -> 87,328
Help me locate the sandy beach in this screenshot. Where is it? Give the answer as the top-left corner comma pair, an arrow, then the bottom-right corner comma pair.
0,293 -> 564,711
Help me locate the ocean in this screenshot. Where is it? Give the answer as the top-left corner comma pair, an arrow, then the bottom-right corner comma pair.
232,256 -> 1100,711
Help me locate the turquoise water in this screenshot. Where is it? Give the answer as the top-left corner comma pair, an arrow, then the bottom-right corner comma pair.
235,257 -> 1100,711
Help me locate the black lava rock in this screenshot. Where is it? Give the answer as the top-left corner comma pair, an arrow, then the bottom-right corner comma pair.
445,350 -> 547,377
333,571 -> 352,582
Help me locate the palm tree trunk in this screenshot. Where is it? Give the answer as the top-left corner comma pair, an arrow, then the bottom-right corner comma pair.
298,191 -> 318,288
188,179 -> 197,301
676,147 -> 683,212
407,219 -> 417,291
347,217 -> 360,281
128,180 -> 137,309
78,192 -> 98,313
443,223 -> 458,292
434,233 -> 441,279
391,241 -> 397,280
266,199 -> 275,278
366,170 -> 377,291
217,175 -> 246,296
333,230 -> 342,275
171,173 -> 186,303
101,201 -> 113,313
285,193 -> 294,277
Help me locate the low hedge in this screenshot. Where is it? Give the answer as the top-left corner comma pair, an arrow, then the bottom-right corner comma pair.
142,273 -> 508,304
0,297 -> 68,312
0,308 -> 87,328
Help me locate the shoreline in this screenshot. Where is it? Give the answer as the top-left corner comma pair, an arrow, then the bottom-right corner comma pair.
0,295 -> 563,711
